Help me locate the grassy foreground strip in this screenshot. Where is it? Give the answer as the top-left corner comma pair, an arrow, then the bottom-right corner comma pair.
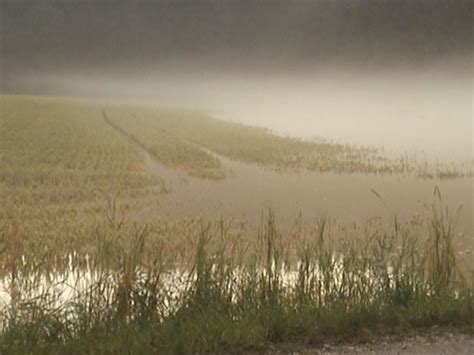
0,202 -> 472,354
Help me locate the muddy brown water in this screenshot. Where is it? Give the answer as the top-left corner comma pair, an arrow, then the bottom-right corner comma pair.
100,115 -> 473,258
137,148 -> 473,256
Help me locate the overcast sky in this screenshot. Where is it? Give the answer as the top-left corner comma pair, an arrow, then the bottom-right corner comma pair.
1,0 -> 472,93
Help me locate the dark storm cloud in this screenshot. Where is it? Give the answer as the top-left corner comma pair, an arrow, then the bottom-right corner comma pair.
1,0 -> 472,91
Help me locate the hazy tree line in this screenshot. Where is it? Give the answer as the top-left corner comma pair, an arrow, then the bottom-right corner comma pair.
1,0 -> 472,78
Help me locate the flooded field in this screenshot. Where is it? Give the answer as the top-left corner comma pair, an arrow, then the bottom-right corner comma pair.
1,94 -> 472,258
139,148 -> 473,234
2,74 -> 473,355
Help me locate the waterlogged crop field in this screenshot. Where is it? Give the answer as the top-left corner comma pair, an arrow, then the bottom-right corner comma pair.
0,94 -> 472,259
0,94 -> 473,353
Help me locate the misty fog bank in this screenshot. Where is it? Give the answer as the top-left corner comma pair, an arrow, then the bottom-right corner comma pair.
7,61 -> 471,164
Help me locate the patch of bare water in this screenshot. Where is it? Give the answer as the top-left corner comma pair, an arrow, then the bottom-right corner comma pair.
138,148 -> 473,239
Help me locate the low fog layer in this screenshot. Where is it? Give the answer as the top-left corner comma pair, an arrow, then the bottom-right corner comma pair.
1,0 -> 472,161
13,64 -> 472,163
